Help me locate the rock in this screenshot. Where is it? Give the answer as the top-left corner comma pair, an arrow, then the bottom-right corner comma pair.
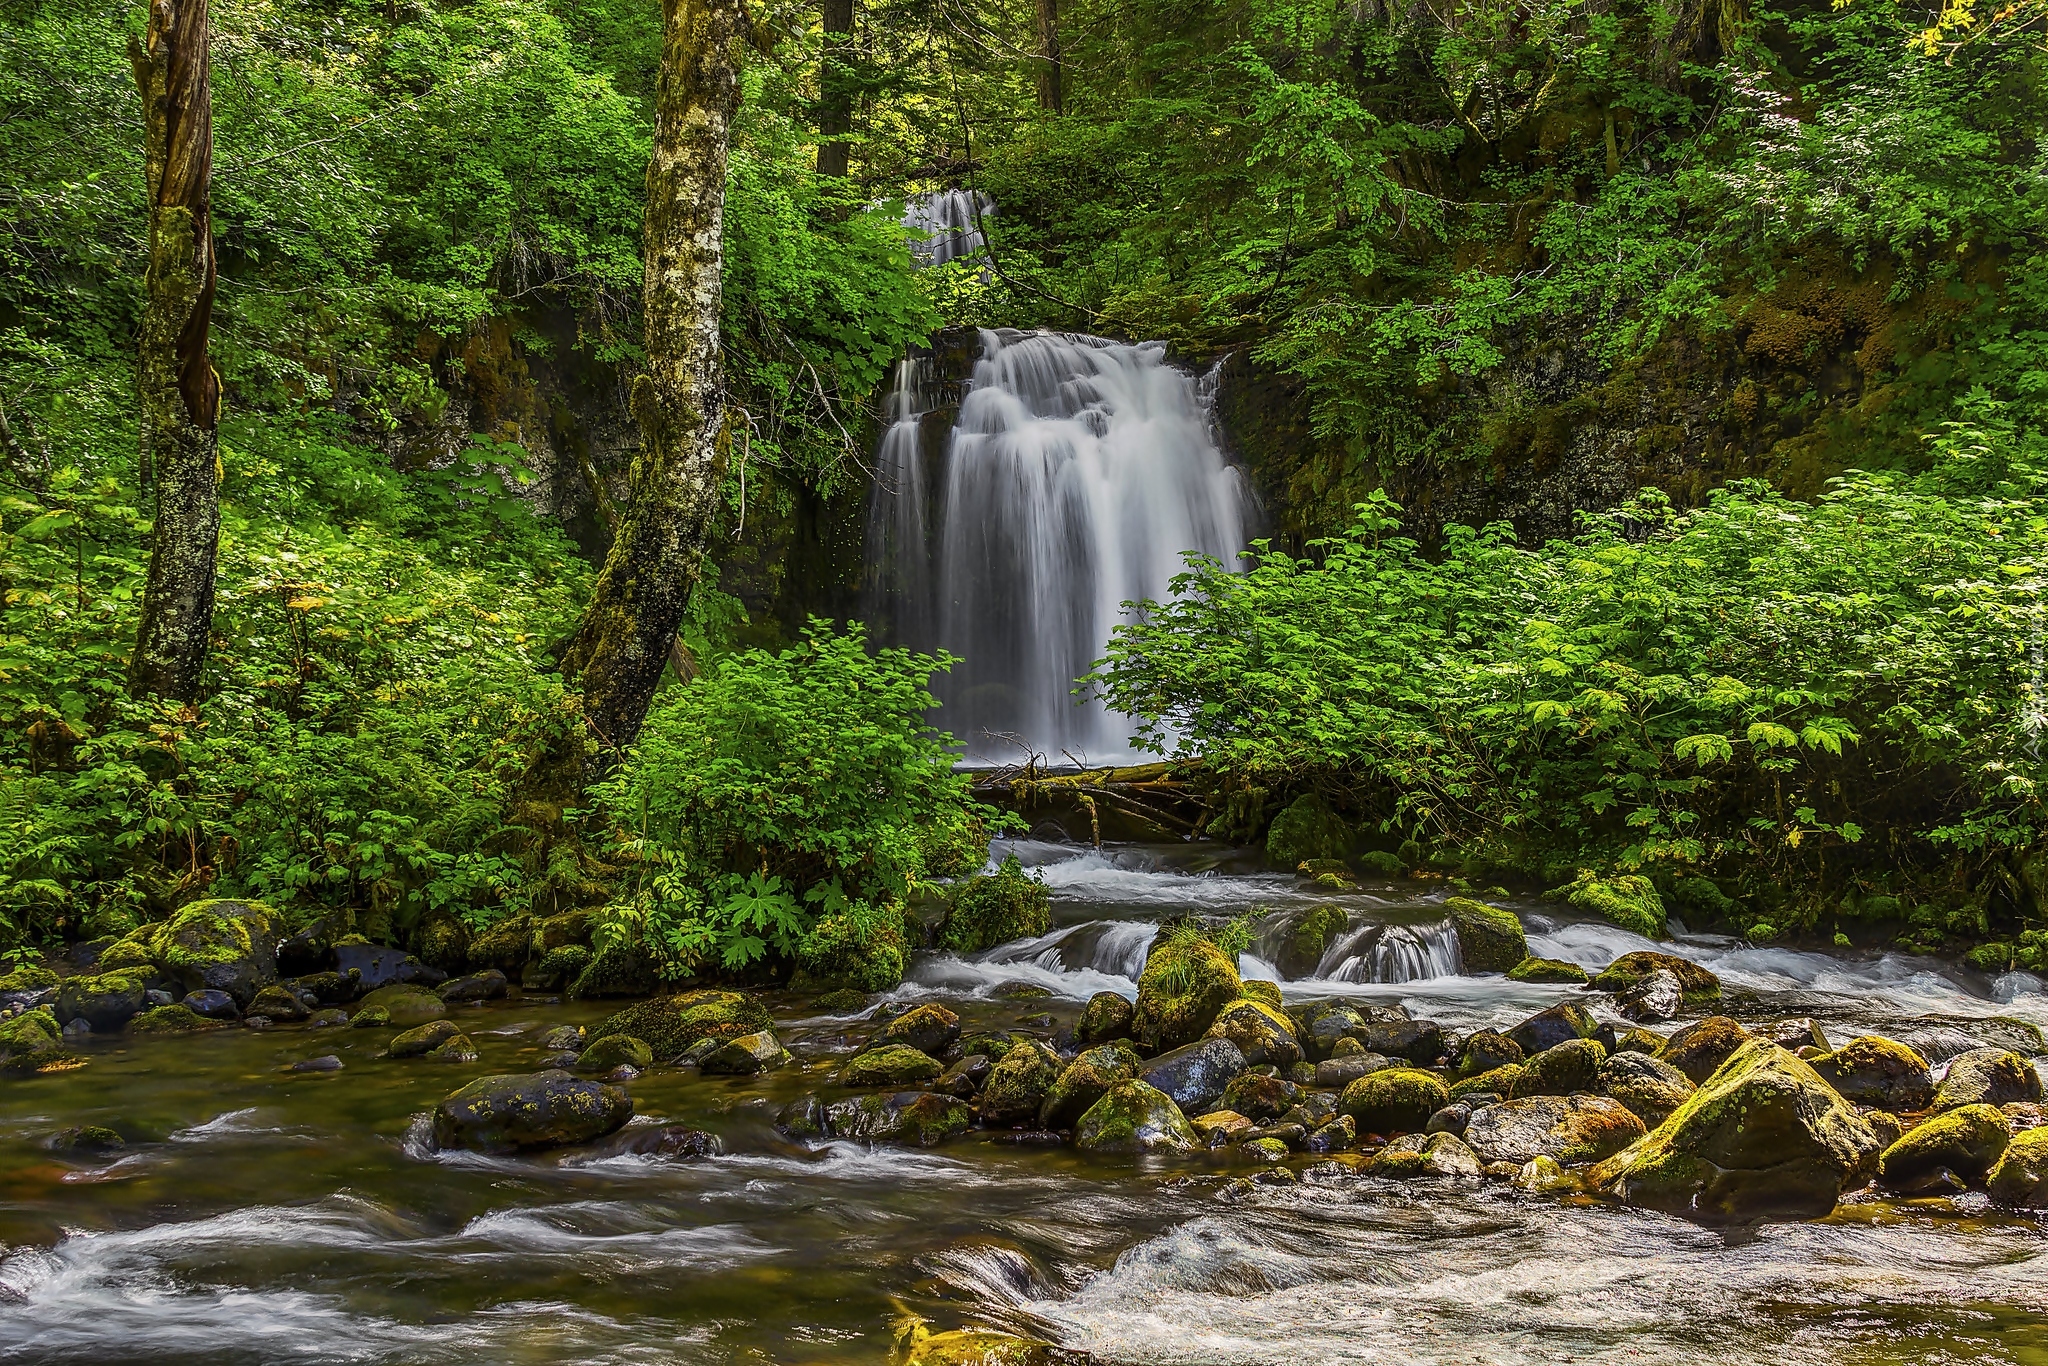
50,1125 -> 124,1154
1239,1136 -> 1291,1162
1588,1042 -> 1884,1224
144,989 -> 173,1008
1370,1130 -> 1483,1178
307,1007 -> 349,1028
1426,1101 -> 1474,1136
525,945 -> 590,992
980,1041 -> 1064,1125
1133,930 -> 1242,1053
940,856 -> 1053,953
576,1035 -> 654,1073
776,1094 -> 830,1140
1456,1030 -> 1526,1078
567,937 -> 658,999
118,899 -> 282,1005
1340,1068 -> 1451,1137
0,1008 -> 64,1070
334,943 -> 435,991
1613,1027 -> 1666,1056
1506,1003 -> 1599,1058
1589,951 -> 1721,1006
1075,991 -> 1136,1044
289,971 -> 357,1006
700,1030 -> 790,1075
958,1032 -> 1017,1064
389,1020 -> 464,1058
131,1003 -> 229,1035
349,1006 -> 391,1029
1863,1109 -> 1906,1148
1597,1051 -> 1696,1127
1660,1016 -> 1754,1085
1315,1052 -> 1390,1089
436,970 -> 509,1004
1933,1048 -> 2043,1112
241,983 -> 310,1024
53,973 -> 148,1034
1517,1038 -> 1607,1097
1506,957 -> 1589,985
1811,1036 -> 1935,1111
1363,1016 -> 1445,1065
1444,898 -> 1526,972
604,1124 -> 723,1160
1878,1105 -> 2011,1190
287,1054 -> 343,1073
1239,980 -> 1284,1010
538,1024 -> 585,1052
1464,1094 -> 1646,1167
870,1003 -> 961,1058
844,1043 -> 945,1088
1278,904 -> 1348,977
1895,1015 -> 2046,1063
606,1065 -> 642,1083
894,1325 -> 1056,1366
588,990 -> 772,1060
1136,1037 -> 1247,1115
1265,792 -> 1352,868
1617,970 -> 1684,1024
992,982 -> 1053,1001
1190,1109 -> 1255,1145
1986,1126 -> 2048,1207
1221,1071 -> 1301,1121
1203,999 -> 1301,1070
429,1034 -> 480,1063
826,1090 -> 972,1146
1073,1080 -> 1201,1154
1451,1066 -> 1523,1101
1757,1019 -> 1831,1054
814,987 -> 868,1013
0,965 -> 59,1010
1306,1114 -> 1357,1151
935,1054 -> 991,1097
1040,1044 -> 1140,1129
356,984 -> 445,1027
432,1070 -> 633,1153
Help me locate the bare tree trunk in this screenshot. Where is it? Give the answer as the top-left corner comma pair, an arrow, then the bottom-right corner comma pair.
128,0 -> 221,703
555,0 -> 747,756
1034,0 -> 1062,114
817,0 -> 854,178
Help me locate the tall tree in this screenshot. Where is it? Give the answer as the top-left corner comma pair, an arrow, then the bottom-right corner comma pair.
128,0 -> 221,703
1034,0 -> 1062,114
555,0 -> 749,755
817,0 -> 854,178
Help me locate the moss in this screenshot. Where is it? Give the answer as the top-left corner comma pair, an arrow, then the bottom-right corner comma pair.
1205,998 -> 1302,1069
1285,904 -> 1348,974
1265,793 -> 1352,869
96,940 -> 159,973
1450,1063 -> 1524,1100
1239,979 -> 1284,1010
1986,1125 -> 2048,1207
1878,1104 -> 2011,1189
389,1020 -> 463,1058
1357,850 -> 1406,875
1444,897 -> 1527,972
815,987 -> 869,1012
1133,926 -> 1242,1052
940,855 -> 1051,953
467,915 -> 535,972
1074,992 -> 1135,1044
1039,1044 -> 1141,1129
1507,957 -> 1589,985
1660,1016 -> 1754,1085
0,965 -> 58,993
1810,1035 -> 1935,1111
1549,871 -> 1666,938
1073,1079 -> 1201,1153
980,1040 -> 1063,1125
568,937 -> 657,999
589,990 -> 772,1060
842,1044 -> 943,1087
1515,1038 -> 1607,1097
0,1006 -> 61,1061
130,1004 -> 225,1035
1340,1068 -> 1450,1135
577,1034 -> 654,1072
141,898 -> 278,974
1456,1029 -> 1525,1078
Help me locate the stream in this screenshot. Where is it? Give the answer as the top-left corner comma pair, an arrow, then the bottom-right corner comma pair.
2,840 -> 2045,1364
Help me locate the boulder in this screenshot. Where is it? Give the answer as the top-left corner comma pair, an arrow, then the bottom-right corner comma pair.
53,973 -> 147,1033
1660,1016 -> 1754,1085
577,1034 -> 654,1073
388,1020 -> 464,1058
1074,991 -> 1135,1045
1810,1036 -> 1934,1112
700,1030 -> 791,1075
979,1041 -> 1064,1125
1363,1016 -> 1445,1065
869,1003 -> 961,1058
356,984 -> 445,1027
122,899 -> 282,1005
1039,1044 -> 1140,1129
1757,1019 -> 1831,1054
1443,898 -> 1526,972
1588,1042 -> 1884,1223
1340,1068 -> 1451,1137
1986,1125 -> 2048,1207
350,1006 -> 391,1030
843,1044 -> 944,1088
601,1124 -> 723,1160
1456,1030 -> 1526,1078
1239,980 -> 1284,1010
1293,1002 -> 1370,1060
0,1007 -> 65,1071
131,1003 -> 227,1035
827,1090 -> 972,1146
1878,1105 -> 2011,1190
1204,999 -> 1302,1069
436,970 -> 509,1004
334,943 -> 435,991
588,990 -> 772,1059
935,1054 -> 991,1097
1315,1052 -> 1391,1089
0,965 -> 58,1010
428,1034 -> 479,1063
1506,1003 -> 1599,1058
431,1070 -> 633,1153
1617,970 -> 1683,1024
1073,1080 -> 1201,1154
1506,958 -> 1589,985
1278,904 -> 1349,977
567,938 -> 658,999
1464,1094 -> 1646,1166
242,983 -> 310,1024
1451,1065 -> 1523,1101
1133,931 -> 1242,1052
1136,1037 -> 1247,1115
1589,951 -> 1721,1006
1369,1130 -> 1483,1178
1221,1071 -> 1301,1121
288,971 -> 357,1006
1597,1051 -> 1696,1127
1516,1038 -> 1607,1097
1191,1109 -> 1256,1145
1932,1048 -> 2043,1112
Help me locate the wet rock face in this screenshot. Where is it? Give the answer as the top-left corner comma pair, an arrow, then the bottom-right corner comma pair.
1933,1048 -> 2044,1112
1457,1030 -> 1526,1078
1589,1041 -> 1883,1224
1810,1036 -> 1935,1112
1463,1095 -> 1646,1167
1136,1038 -> 1247,1116
1074,1080 -> 1201,1154
54,973 -> 147,1034
1340,1068 -> 1451,1138
1878,1105 -> 2012,1191
871,1004 -> 961,1058
1506,1004 -> 1599,1058
577,1034 -> 654,1073
1075,991 -> 1136,1045
1205,1000 -> 1302,1070
1987,1126 -> 2048,1207
437,969 -> 508,1004
1660,1017 -> 1755,1085
431,1070 -> 633,1153
1443,898 -> 1526,973
1597,1051 -> 1696,1127
843,1044 -> 944,1088
1590,951 -> 1721,1006
826,1091 -> 972,1147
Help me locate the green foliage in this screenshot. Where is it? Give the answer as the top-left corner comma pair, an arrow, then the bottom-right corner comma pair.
940,853 -> 1051,954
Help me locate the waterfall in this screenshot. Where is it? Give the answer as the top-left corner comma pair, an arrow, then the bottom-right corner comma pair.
863,327 -> 1251,763
903,189 -> 993,266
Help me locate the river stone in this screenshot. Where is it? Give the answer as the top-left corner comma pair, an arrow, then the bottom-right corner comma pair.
431,1069 -> 632,1153
287,1054 -> 343,1073
1933,1048 -> 2044,1112
53,973 -> 148,1034
1756,1018 -> 1831,1054
776,1095 -> 830,1140
1617,970 -> 1684,1024
429,1033 -> 479,1063
1598,1051 -> 1696,1127
1451,1066 -> 1523,1102
980,1040 -> 1064,1125
935,1054 -> 991,1097
539,1024 -> 585,1052
1588,1041 -> 1884,1224
588,990 -> 772,1060
132,1003 -> 229,1034
290,971 -> 357,1006
1239,980 -> 1284,1011
121,899 -> 282,1005
1340,1068 -> 1450,1137
1291,1000 -> 1406,1061
1134,933 -> 1242,1053
1191,1109 -> 1255,1145
388,1019 -> 462,1058
1986,1126 -> 2048,1207
1443,898 -> 1526,972
1205,999 -> 1301,1069
1371,1130 -> 1483,1178
1506,1004 -> 1599,1058
700,1029 -> 790,1075
335,943 -> 433,991
1306,1114 -> 1357,1152
1363,1016 -> 1445,1065
1456,1030 -> 1525,1079
244,983 -> 310,1024
1075,991 -> 1136,1045
437,969 -> 508,1004
1507,957 -> 1590,985
869,1003 -> 960,1058
1426,1100 -> 1474,1136
1879,1104 -> 2011,1190
1590,951 -> 1721,1005
577,1034 -> 653,1073
1464,1094 -> 1646,1167
826,1091 -> 972,1147
1811,1036 -> 1934,1111
842,1044 -> 943,1088
1074,1080 -> 1201,1154
1040,1044 -> 1140,1129
357,984 -> 446,1028
1660,1016 -> 1754,1085
1137,1037 -> 1247,1115
1221,1071 -> 1301,1121
1315,1052 -> 1391,1089
1515,1038 -> 1607,1097
604,1124 -> 723,1160
1897,1014 -> 2046,1063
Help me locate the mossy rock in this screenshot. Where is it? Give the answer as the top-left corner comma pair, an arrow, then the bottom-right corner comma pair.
1810,1036 -> 1934,1112
130,1004 -> 226,1035
357,984 -> 446,1028
1506,1003 -> 1600,1057
1597,1051 -> 1695,1127
0,965 -> 58,995
576,1034 -> 655,1073
54,972 -> 148,1033
1507,957 -> 1589,985
1204,999 -> 1301,1069
121,899 -> 282,1005
1339,1068 -> 1450,1136
1986,1125 -> 2048,1207
1074,1080 -> 1201,1154
1238,979 -> 1283,1010
1660,1016 -> 1754,1085
533,944 -> 592,985
843,1044 -> 944,1088
1515,1038 -> 1607,1097
50,1124 -> 124,1154
1075,991 -> 1135,1045
1444,898 -> 1526,973
1279,904 -> 1348,977
1879,1104 -> 2011,1190
1463,1094 -> 1647,1167
940,854 -> 1051,954
1449,1064 -> 1523,1101
958,1031 -> 1018,1063
244,984 -> 311,1023
466,915 -> 535,973
0,1006 -> 62,1063
1040,1044 -> 1141,1129
1264,793 -> 1352,870
589,990 -> 772,1060
814,987 -> 869,1013
1932,1048 -> 2044,1112
389,1019 -> 464,1059
567,938 -> 657,999
350,1005 -> 392,1029
1133,929 -> 1242,1053
1549,872 -> 1666,938
431,1069 -> 633,1153
894,1325 -> 1055,1366
1589,951 -> 1721,1005
980,1040 -> 1063,1126
826,1090 -> 972,1146
1369,1130 -> 1483,1179
700,1030 -> 790,1075
869,1003 -> 961,1058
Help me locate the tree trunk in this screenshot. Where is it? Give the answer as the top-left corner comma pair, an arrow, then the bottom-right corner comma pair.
817,0 -> 854,178
1034,0 -> 1062,114
555,0 -> 747,756
128,0 -> 221,703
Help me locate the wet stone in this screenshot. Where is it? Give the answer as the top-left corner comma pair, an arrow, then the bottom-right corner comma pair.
1933,1048 -> 2043,1112
699,1030 -> 791,1076
1616,969 -> 1683,1023
870,1003 -> 961,1058
287,1055 -> 343,1073
1137,1037 -> 1247,1116
389,1020 -> 463,1058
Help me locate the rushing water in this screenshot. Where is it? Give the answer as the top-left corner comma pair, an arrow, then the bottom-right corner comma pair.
4,842 -> 2046,1364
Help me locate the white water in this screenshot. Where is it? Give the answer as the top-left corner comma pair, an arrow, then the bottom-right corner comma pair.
902,188 -> 992,267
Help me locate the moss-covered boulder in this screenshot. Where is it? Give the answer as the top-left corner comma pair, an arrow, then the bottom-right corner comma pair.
1340,1068 -> 1450,1137
700,1029 -> 791,1075
576,1034 -> 653,1073
940,854 -> 1051,953
465,915 -> 534,974
1292,1001 -> 1371,1061
1074,1080 -> 1201,1154
54,973 -> 148,1033
1986,1125 -> 2048,1207
1597,1051 -> 1695,1127
1549,871 -> 1666,938
844,1044 -> 944,1088
1661,1017 -> 1754,1085
1515,1038 -> 1607,1097
795,901 -> 911,992
1588,1042 -> 1884,1223
116,899 -> 282,1006
1444,898 -> 1526,973
826,1090 -> 971,1147
1221,1071 -> 1301,1121
1075,991 -> 1136,1045
428,1033 -> 479,1063
1507,957 -> 1589,985
1464,1094 -> 1647,1167
1506,1003 -> 1600,1058
1456,1030 -> 1525,1078
1369,1130 -> 1483,1178
1878,1104 -> 2011,1190
1204,999 -> 1301,1069
567,937 -> 658,999
356,984 -> 444,1028
244,983 -> 312,1023
1933,1048 -> 2044,1112
869,1003 -> 961,1058
1238,979 -> 1284,1010
1589,951 -> 1721,1005
1265,793 -> 1352,869
130,1003 -> 227,1035
0,964 -> 57,1004
1039,1044 -> 1140,1129
0,1006 -> 61,1062
1450,1064 -> 1524,1101
526,944 -> 591,993
431,1069 -> 633,1153
1133,930 -> 1242,1053
588,990 -> 772,1060
1279,904 -> 1348,977
979,1040 -> 1063,1126
1810,1036 -> 1934,1112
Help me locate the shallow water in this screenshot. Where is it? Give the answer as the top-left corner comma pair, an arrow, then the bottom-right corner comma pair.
3,842 -> 2045,1364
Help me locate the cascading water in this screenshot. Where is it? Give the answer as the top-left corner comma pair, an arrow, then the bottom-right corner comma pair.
901,189 -> 993,266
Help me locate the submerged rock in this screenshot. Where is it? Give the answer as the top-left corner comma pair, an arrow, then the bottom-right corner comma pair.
1878,1104 -> 2011,1191
1133,932 -> 1241,1053
1444,898 -> 1526,973
1340,1068 -> 1450,1137
1074,1080 -> 1200,1154
1932,1048 -> 2043,1112
699,1030 -> 791,1075
1137,1037 -> 1247,1115
1811,1036 -> 1934,1112
1075,991 -> 1136,1045
870,1003 -> 961,1058
1986,1126 -> 2048,1207
826,1090 -> 971,1147
388,1019 -> 463,1058
1040,1044 -> 1140,1129
1204,999 -> 1301,1069
431,1070 -> 633,1153
1589,951 -> 1721,1006
50,1125 -> 124,1154
428,1034 -> 479,1063
1463,1095 -> 1645,1167
1506,957 -> 1589,986
1597,1051 -> 1696,1128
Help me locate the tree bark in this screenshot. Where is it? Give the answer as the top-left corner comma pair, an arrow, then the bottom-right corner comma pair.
555,0 -> 747,755
817,0 -> 854,178
1034,0 -> 1062,114
128,0 -> 221,703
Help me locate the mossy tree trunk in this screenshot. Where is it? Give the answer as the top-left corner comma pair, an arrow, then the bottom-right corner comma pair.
1034,0 -> 1062,114
817,0 -> 854,178
128,0 -> 221,703
555,0 -> 747,756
